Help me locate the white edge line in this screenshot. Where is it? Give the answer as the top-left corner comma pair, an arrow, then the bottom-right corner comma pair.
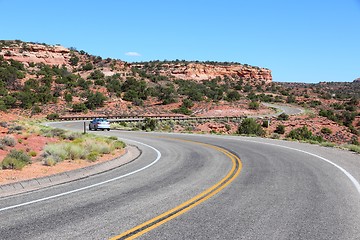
0,138 -> 161,212
237,138 -> 360,195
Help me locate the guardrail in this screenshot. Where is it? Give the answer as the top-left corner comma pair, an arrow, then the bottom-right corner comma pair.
57,115 -> 247,123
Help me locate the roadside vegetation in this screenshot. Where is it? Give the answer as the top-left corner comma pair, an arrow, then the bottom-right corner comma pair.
0,121 -> 126,170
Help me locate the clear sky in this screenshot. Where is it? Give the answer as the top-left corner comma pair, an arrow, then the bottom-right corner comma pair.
1,0 -> 360,83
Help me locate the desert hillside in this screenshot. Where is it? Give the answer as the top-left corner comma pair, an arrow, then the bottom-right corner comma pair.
0,40 -> 359,146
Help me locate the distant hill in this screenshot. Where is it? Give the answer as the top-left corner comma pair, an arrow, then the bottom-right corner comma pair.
0,40 -> 358,145
0,40 -> 272,115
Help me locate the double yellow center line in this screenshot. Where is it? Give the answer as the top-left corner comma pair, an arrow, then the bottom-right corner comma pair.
110,140 -> 242,239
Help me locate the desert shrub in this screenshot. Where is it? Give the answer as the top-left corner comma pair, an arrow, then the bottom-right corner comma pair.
237,118 -> 265,136
172,106 -> 192,115
112,140 -> 126,149
286,95 -> 296,103
46,113 -> 59,120
319,109 -> 338,122
286,126 -> 323,142
85,91 -> 106,110
1,157 -> 26,170
88,69 -> 105,80
0,122 -> 8,127
32,105 -> 42,114
277,113 -> 289,121
83,138 -> 111,155
226,90 -> 241,101
43,143 -> 69,161
65,132 -> 82,141
72,103 -> 87,112
108,136 -> 118,141
69,54 -> 79,66
64,93 -> 73,103
41,128 -> 66,138
248,101 -> 259,110
87,151 -> 99,162
98,142 -> 111,154
66,143 -> 87,160
82,62 -> 93,71
274,124 -> 285,134
43,157 -> 57,166
143,118 -> 157,131
1,149 -> 31,170
320,127 -> 332,135
29,150 -> 37,157
7,125 -> 23,134
2,135 -> 16,147
309,100 -> 322,107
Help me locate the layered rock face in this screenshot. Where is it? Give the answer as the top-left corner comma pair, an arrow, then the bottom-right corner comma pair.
1,43 -> 71,66
0,41 -> 272,83
138,62 -> 272,83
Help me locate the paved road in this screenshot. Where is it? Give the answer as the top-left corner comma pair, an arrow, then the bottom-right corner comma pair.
1,121 -> 359,239
253,103 -> 304,118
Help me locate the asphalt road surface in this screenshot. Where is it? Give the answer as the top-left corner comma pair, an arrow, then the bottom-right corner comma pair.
0,121 -> 359,239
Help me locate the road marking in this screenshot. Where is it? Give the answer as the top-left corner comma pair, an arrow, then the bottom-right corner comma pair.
110,140 -> 242,240
237,138 -> 360,195
0,138 -> 161,212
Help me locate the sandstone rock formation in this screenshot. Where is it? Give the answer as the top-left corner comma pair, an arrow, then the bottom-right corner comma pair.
0,41 -> 272,84
134,62 -> 272,83
1,43 -> 71,66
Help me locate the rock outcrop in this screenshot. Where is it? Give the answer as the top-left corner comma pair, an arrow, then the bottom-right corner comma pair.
0,41 -> 272,84
135,62 -> 272,83
1,43 -> 71,66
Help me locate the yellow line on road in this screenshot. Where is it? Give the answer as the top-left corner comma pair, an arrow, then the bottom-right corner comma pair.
110,138 -> 242,240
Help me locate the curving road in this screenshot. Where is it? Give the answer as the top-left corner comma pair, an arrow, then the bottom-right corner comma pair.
1,121 -> 360,239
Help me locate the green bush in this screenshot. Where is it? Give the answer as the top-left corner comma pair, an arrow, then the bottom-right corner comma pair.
41,128 -> 66,138
82,62 -> 93,71
29,150 -> 37,157
286,126 -> 323,142
237,118 -> 265,136
69,54 -> 79,66
72,103 -> 87,112
87,151 -> 99,162
320,127 -> 332,135
43,143 -> 69,161
248,101 -> 259,110
274,124 -> 285,134
226,90 -> 241,101
1,149 -> 31,170
112,140 -> 126,149
64,93 -> 73,103
143,118 -> 158,131
277,113 -> 289,121
85,92 -> 106,110
65,143 -> 87,160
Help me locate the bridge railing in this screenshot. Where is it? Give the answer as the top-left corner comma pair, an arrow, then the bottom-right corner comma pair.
57,115 -> 247,122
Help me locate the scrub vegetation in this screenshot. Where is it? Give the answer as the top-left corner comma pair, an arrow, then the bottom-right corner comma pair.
0,121 -> 126,170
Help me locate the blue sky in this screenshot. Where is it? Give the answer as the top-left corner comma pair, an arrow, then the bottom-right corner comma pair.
1,0 -> 359,83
